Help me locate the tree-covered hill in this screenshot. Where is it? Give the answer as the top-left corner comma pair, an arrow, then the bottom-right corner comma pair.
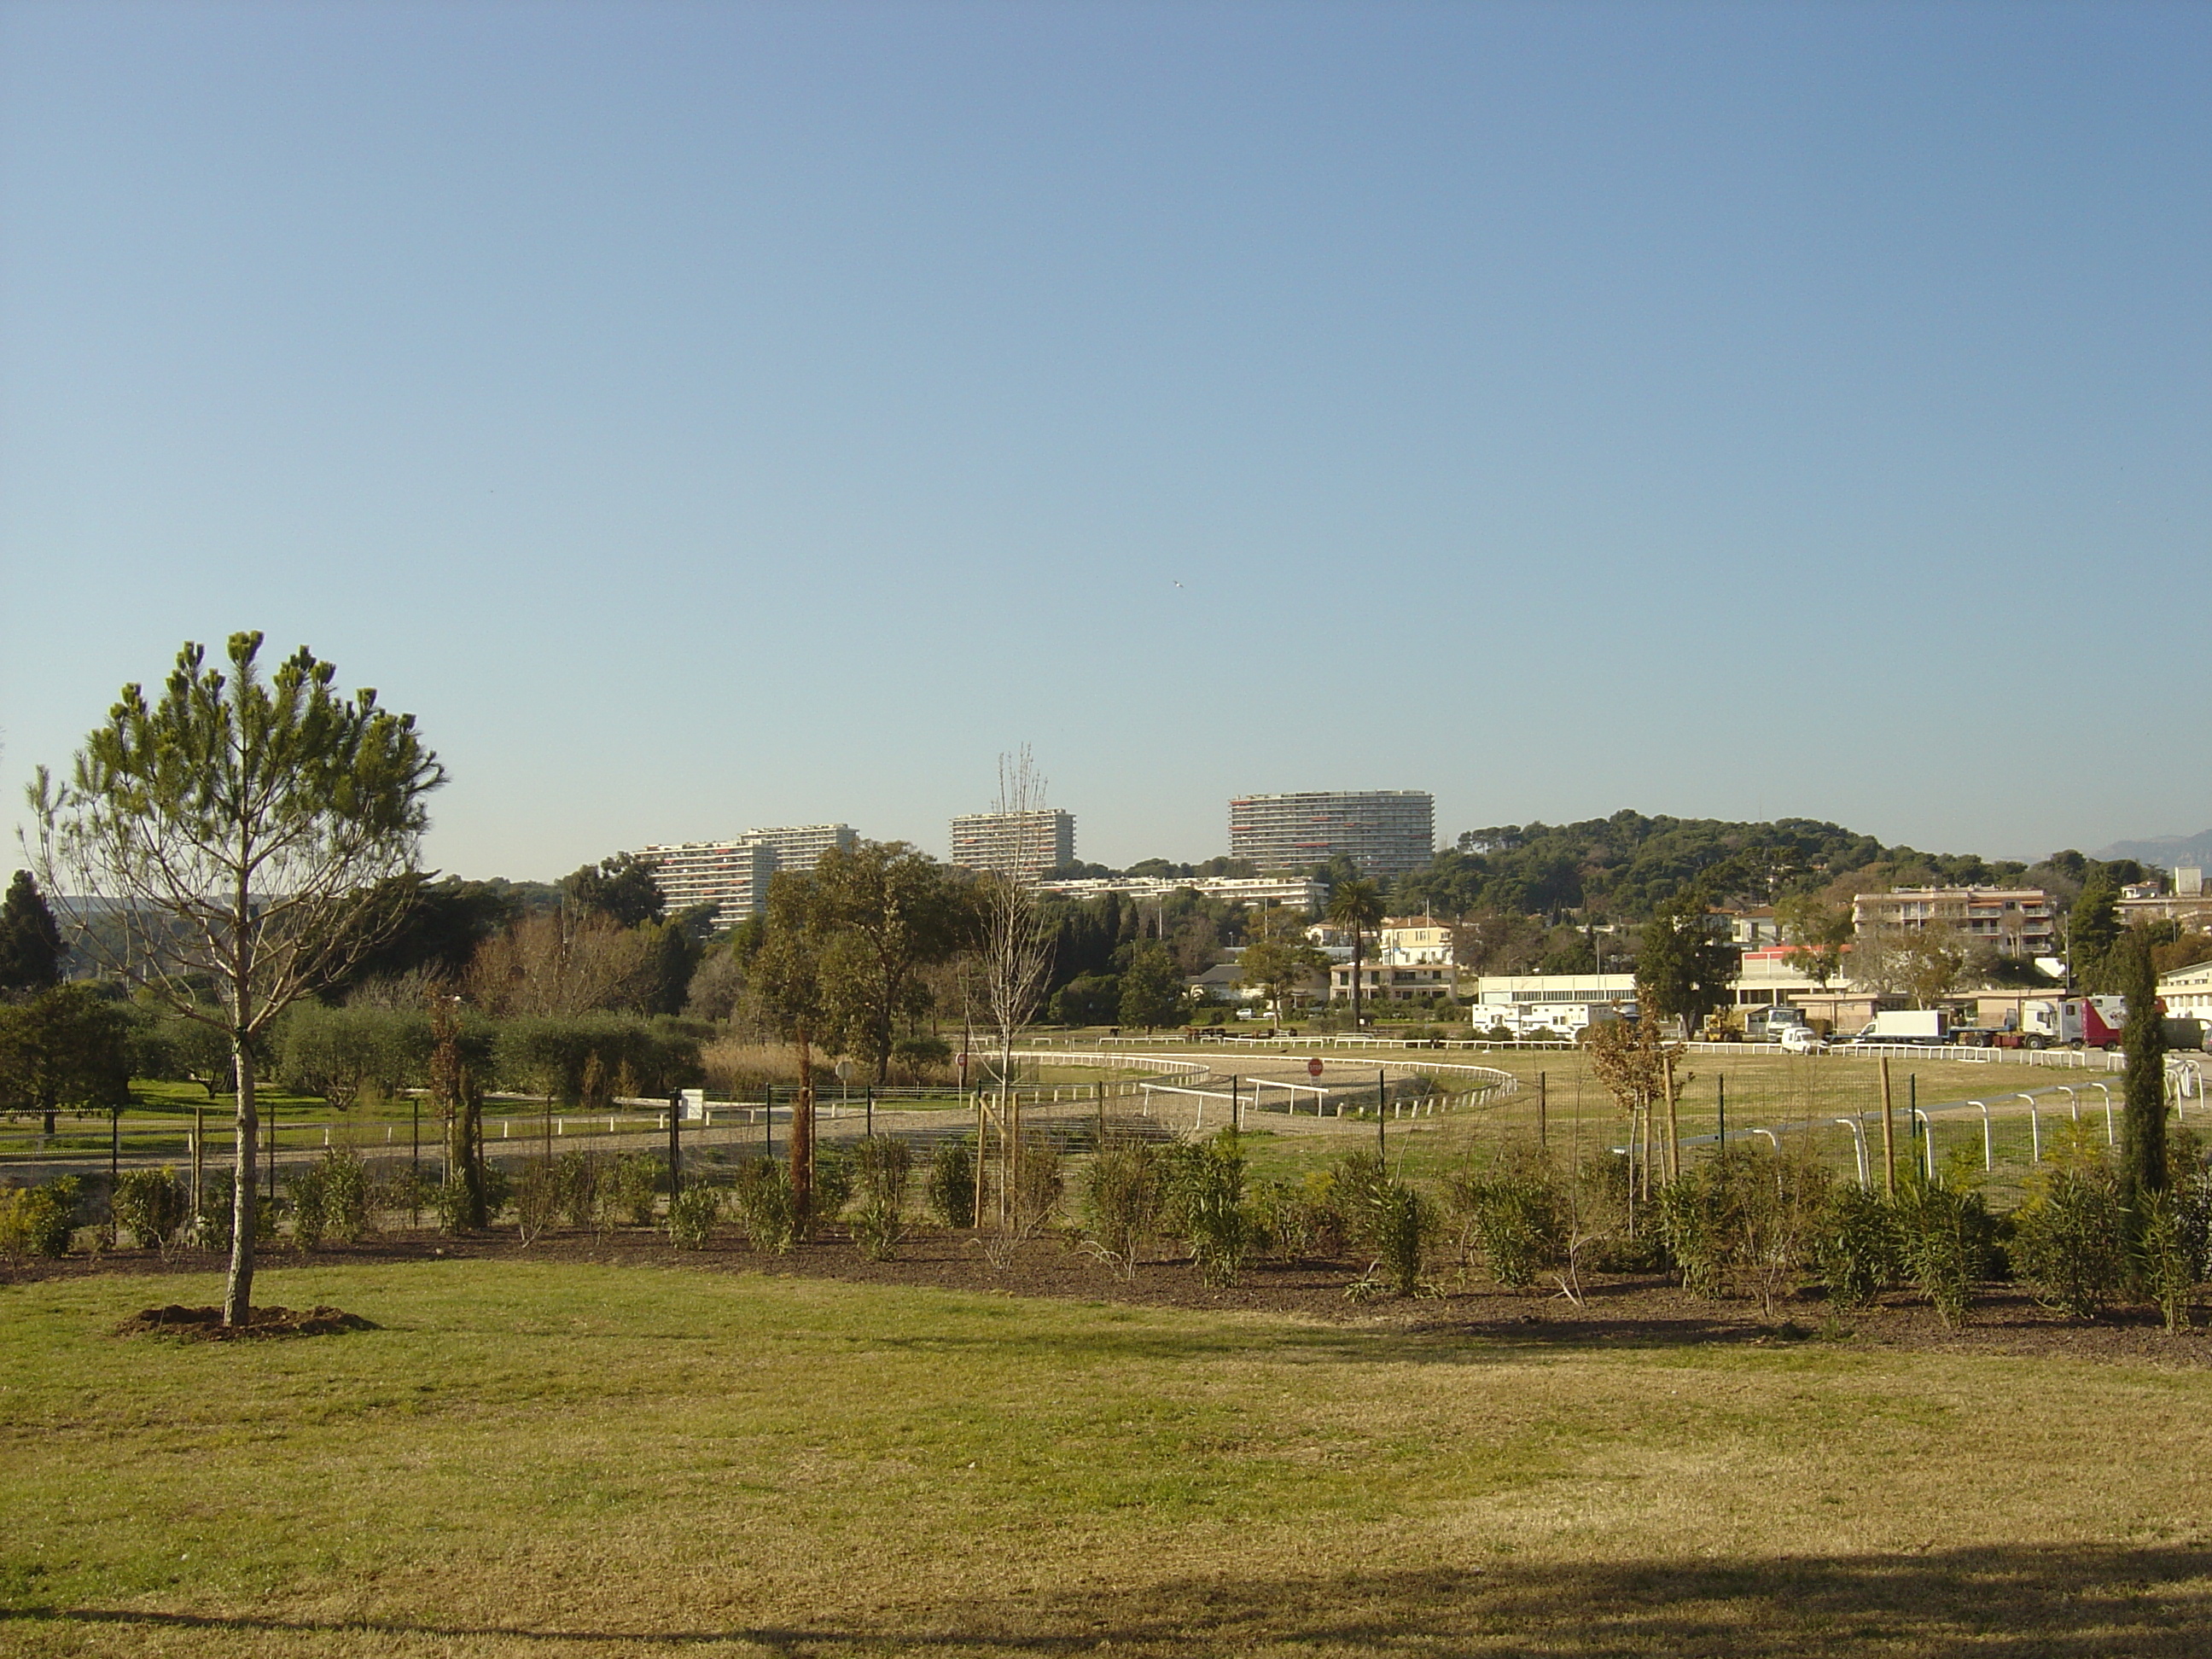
1388,810 -> 2049,922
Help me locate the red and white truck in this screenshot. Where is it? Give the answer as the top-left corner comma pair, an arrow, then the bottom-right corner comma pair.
2012,996 -> 2129,1050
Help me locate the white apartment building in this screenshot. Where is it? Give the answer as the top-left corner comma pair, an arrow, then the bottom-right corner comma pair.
950,808 -> 1074,877
1039,874 -> 1324,909
1227,789 -> 1434,876
1852,888 -> 2057,957
637,822 -> 858,927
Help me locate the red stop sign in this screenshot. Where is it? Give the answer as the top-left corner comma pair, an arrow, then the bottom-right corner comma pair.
1307,1057 -> 1324,1078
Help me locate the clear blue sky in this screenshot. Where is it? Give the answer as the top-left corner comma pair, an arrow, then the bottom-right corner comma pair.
3,1 -> 2206,879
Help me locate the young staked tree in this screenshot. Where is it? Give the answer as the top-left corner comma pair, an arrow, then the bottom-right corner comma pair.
977,749 -> 1055,1229
2120,927 -> 2169,1208
746,870 -> 832,1226
0,870 -> 66,992
1585,1000 -> 1685,1216
28,633 -> 443,1324
1326,876 -> 1385,1029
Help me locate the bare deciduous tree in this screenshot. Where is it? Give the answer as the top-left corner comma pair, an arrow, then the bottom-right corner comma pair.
978,748 -> 1054,1229
463,911 -> 654,1017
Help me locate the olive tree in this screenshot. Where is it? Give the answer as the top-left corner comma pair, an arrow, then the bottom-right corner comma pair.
28,633 -> 443,1324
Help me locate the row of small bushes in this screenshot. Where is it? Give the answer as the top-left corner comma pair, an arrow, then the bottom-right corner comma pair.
1429,1127 -> 2212,1330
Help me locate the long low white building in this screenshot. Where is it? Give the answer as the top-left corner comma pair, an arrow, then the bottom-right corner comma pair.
2161,959 -> 2212,1022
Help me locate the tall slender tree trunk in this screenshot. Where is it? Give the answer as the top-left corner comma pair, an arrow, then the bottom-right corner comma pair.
998,1029 -> 1017,1230
1350,934 -> 1364,1030
224,1037 -> 257,1326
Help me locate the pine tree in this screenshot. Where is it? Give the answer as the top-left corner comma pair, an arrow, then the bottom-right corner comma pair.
0,870 -> 65,992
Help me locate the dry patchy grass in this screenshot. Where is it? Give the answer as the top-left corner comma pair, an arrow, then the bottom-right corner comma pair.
4,1260 -> 2211,1656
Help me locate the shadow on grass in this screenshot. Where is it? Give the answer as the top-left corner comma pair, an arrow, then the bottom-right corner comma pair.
863,1309 -> 1812,1369
14,1543 -> 2212,1654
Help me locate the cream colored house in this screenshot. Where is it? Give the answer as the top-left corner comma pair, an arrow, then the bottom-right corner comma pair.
2158,959 -> 2212,1022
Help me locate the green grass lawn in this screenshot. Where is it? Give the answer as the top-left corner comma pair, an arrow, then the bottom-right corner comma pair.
5,1260 -> 2212,1656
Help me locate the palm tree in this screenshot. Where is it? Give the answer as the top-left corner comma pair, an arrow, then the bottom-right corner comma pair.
1326,877 -> 1386,1030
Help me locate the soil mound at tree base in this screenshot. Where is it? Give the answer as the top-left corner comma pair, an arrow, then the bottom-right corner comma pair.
114,1303 -> 377,1341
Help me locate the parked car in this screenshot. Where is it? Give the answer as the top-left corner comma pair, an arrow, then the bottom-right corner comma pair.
1778,1024 -> 1827,1054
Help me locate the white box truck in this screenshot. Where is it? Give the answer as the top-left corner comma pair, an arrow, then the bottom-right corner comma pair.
1849,1010 -> 1948,1045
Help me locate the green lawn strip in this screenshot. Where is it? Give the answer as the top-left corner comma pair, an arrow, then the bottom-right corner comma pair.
6,1263 -> 2212,1655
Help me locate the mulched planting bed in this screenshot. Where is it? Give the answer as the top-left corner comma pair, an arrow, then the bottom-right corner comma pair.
15,1225 -> 2212,1363
111,1302 -> 378,1341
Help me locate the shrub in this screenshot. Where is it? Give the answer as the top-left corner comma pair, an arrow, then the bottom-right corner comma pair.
1010,1131 -> 1062,1240
1081,1142 -> 1165,1278
193,1172 -> 276,1251
892,1034 -> 952,1072
810,1147 -> 855,1231
1332,1153 -> 1439,1295
290,1150 -> 371,1249
510,1161 -> 563,1246
434,1170 -> 481,1235
1365,1183 -> 1442,1296
554,1151 -> 600,1229
926,1137 -> 977,1229
2012,1157 -> 2129,1318
377,1164 -> 438,1227
2173,1167 -> 2212,1284
730,1157 -> 798,1254
1655,1169 -> 1738,1299
1329,1150 -> 1390,1235
850,1137 -> 914,1262
1814,1186 -> 1902,1313
1166,1132 -> 1252,1288
1250,1170 -> 1343,1262
1893,1171 -> 1994,1330
604,1155 -> 661,1227
1447,1150 -> 1567,1289
112,1167 -> 189,1250
666,1185 -> 721,1249
0,1178 -> 80,1258
2136,1190 -> 2197,1333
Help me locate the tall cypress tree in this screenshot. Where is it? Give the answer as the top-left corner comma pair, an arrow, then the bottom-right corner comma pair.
2120,927 -> 2168,1205
0,870 -> 65,991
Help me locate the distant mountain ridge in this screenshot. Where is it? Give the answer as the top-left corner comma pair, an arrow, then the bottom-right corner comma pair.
2094,830 -> 2212,870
